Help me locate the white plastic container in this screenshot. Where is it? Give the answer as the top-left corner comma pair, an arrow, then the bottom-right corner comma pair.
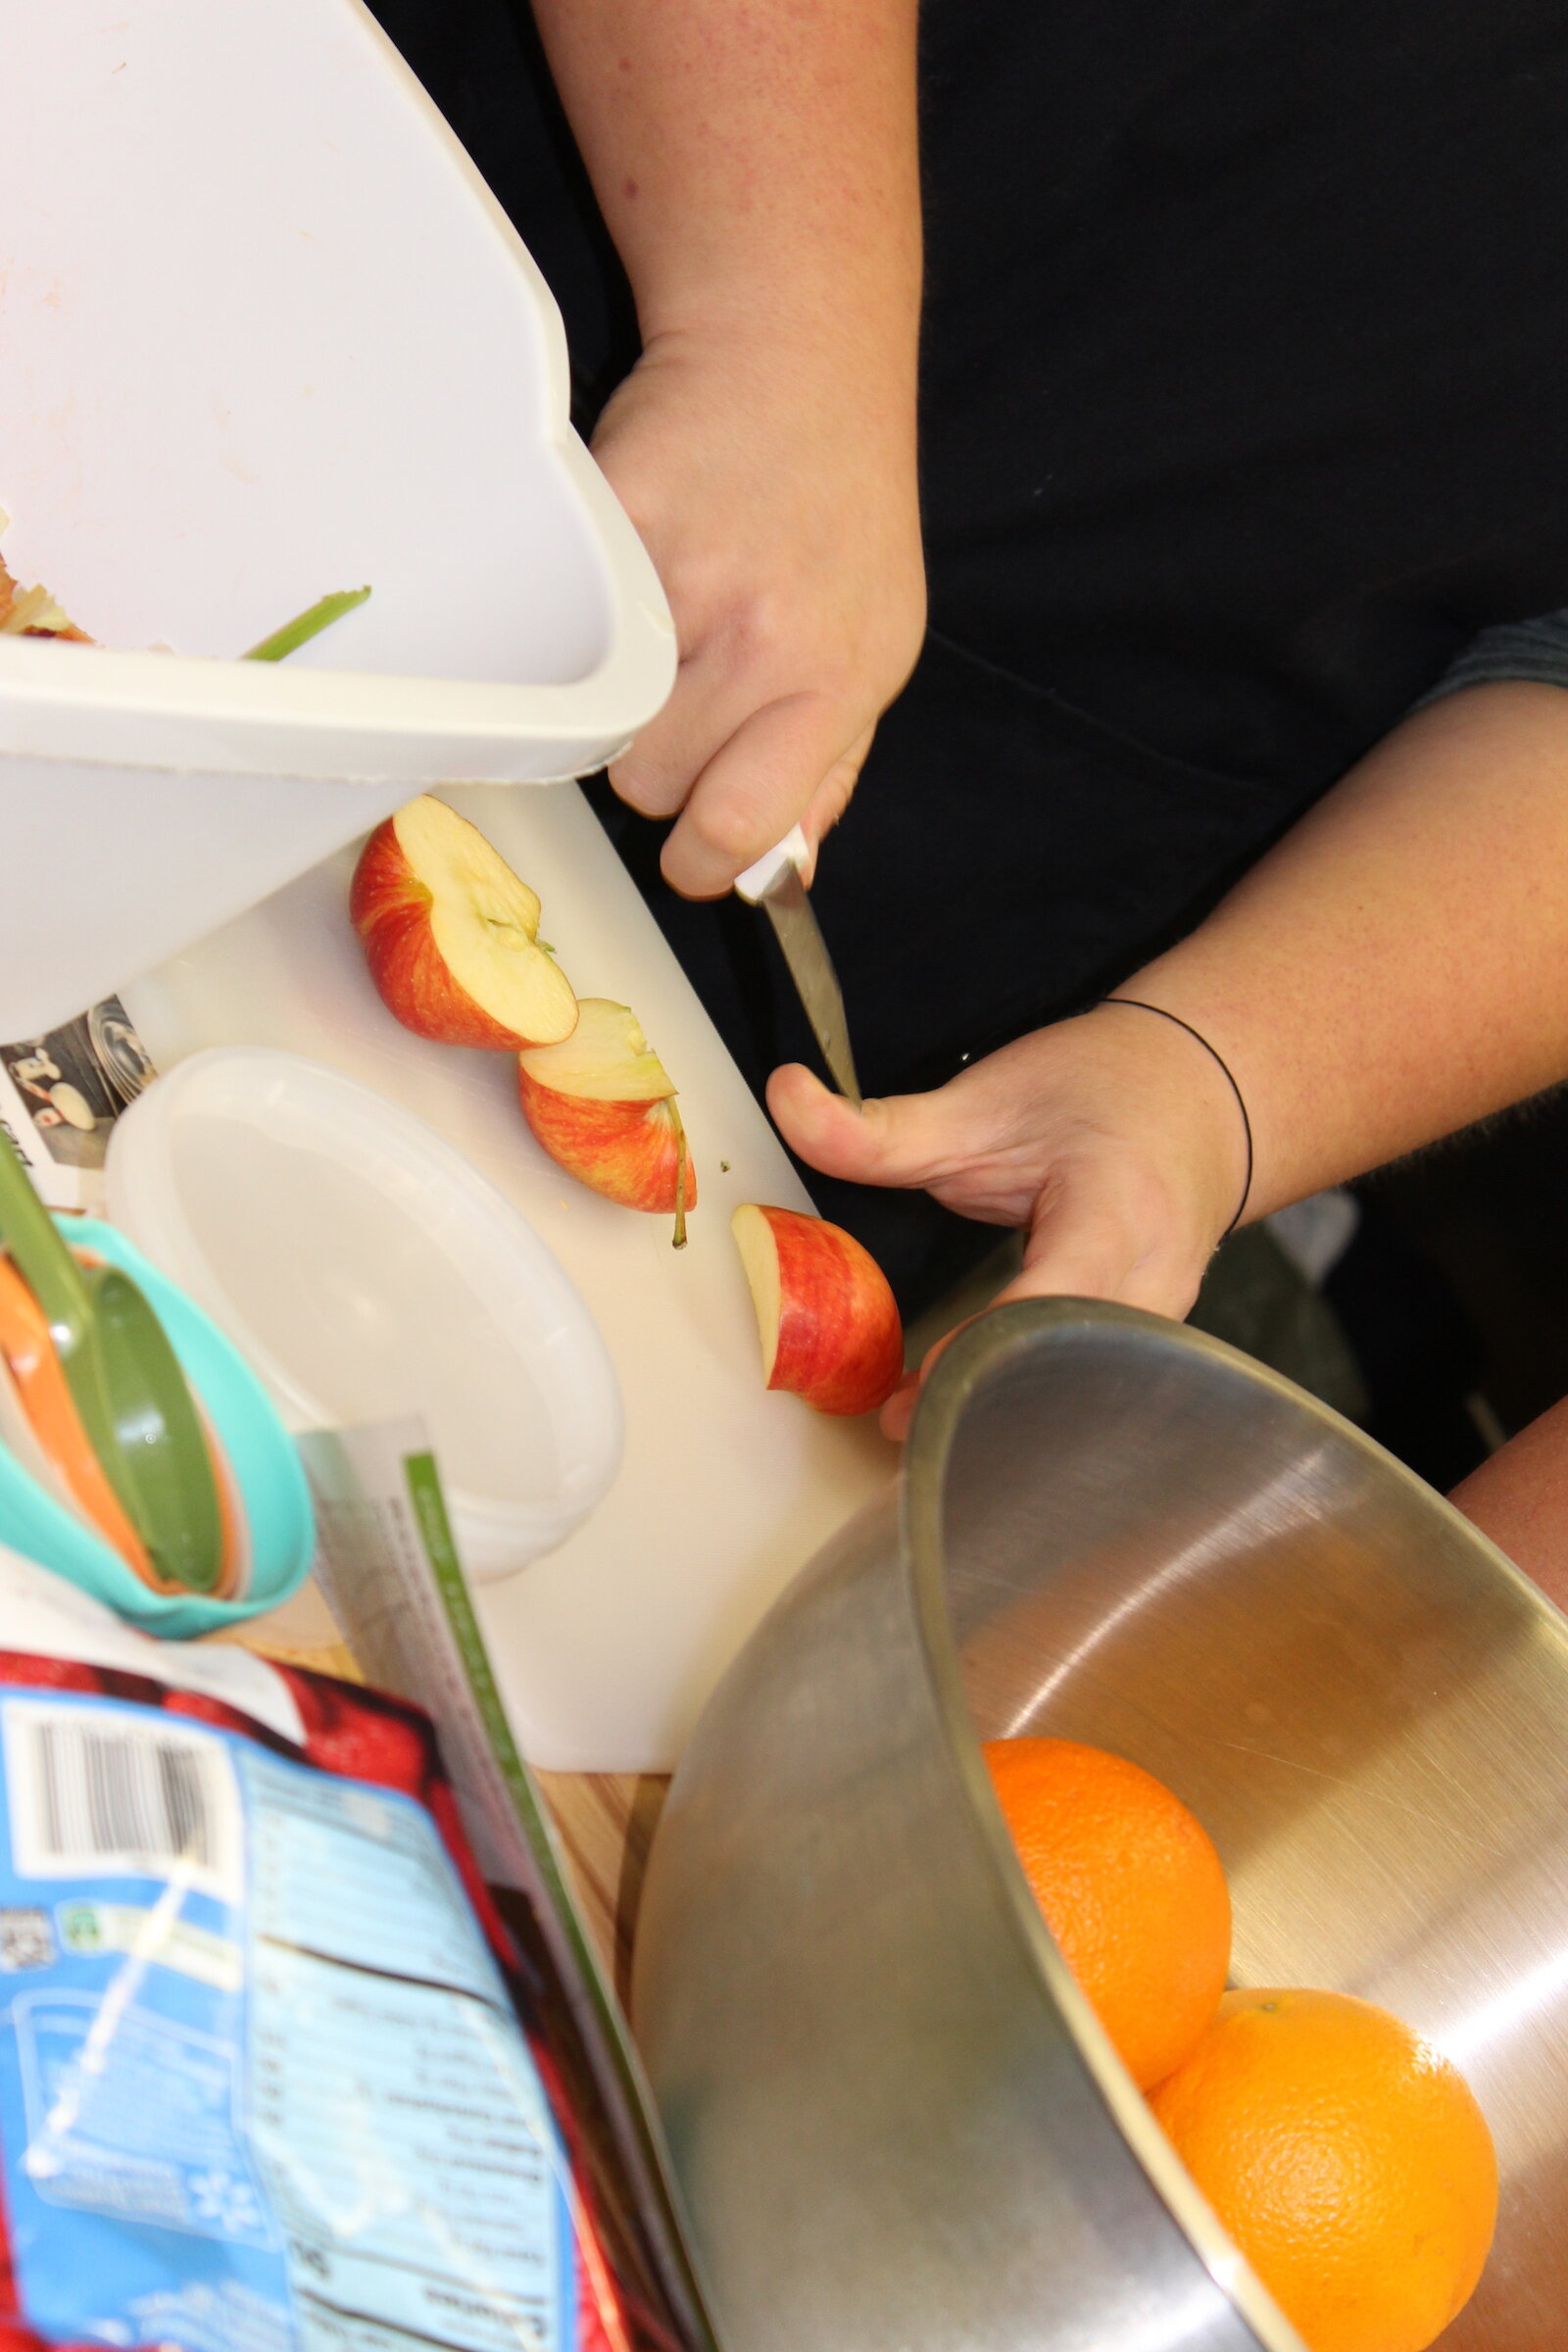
104,1048 -> 625,1581
0,0 -> 674,1038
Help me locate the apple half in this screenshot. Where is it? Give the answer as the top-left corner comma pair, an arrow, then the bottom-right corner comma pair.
517,998 -> 697,1245
350,794 -> 578,1049
732,1203 -> 904,1415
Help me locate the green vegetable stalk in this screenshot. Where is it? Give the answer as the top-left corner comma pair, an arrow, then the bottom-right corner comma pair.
244,584 -> 371,663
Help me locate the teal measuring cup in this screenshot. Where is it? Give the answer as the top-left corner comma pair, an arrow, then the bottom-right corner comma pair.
0,1141 -> 223,1591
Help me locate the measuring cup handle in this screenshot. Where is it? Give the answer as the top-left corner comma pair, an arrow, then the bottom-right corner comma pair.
0,1137 -> 92,1345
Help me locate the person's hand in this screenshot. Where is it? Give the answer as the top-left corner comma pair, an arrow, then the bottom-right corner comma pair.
767,1002 -> 1253,1440
591,324 -> 926,898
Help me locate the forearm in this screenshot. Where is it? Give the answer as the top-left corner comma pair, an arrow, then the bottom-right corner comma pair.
1122,683 -> 1568,1217
776,679 -> 1568,1413
529,0 -> 925,896
1450,1397 -> 1568,1614
529,0 -> 921,391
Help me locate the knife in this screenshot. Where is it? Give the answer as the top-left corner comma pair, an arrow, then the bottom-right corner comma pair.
734,825 -> 862,1107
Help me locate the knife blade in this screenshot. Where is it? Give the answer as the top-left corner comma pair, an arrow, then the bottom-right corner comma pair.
734,827 -> 861,1106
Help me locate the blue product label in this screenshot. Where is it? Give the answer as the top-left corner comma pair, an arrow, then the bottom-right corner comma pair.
0,1688 -> 576,2352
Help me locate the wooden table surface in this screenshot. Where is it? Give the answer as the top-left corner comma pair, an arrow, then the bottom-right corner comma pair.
531,1769 -> 670,2002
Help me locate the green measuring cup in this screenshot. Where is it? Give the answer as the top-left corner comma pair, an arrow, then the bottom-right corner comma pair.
0,1140 -> 224,1592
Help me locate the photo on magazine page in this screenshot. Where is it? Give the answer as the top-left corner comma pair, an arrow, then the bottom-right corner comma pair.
0,995 -> 155,1210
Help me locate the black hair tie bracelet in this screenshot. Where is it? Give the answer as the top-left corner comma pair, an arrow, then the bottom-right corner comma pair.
1100,999 -> 1254,1239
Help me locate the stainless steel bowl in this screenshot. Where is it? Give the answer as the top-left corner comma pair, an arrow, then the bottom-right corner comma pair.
634,1299 -> 1568,2352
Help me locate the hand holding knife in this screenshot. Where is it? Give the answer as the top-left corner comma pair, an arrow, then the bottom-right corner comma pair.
734,826 -> 861,1107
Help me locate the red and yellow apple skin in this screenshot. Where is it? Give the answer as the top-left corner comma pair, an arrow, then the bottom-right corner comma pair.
352,821 -> 516,1047
516,1083 -> 696,1214
732,1203 -> 904,1416
516,1000 -> 697,1226
350,797 -> 577,1050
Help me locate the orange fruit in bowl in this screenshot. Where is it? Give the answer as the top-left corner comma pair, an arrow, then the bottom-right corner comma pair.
981,1737 -> 1231,2089
1151,1987 -> 1497,2352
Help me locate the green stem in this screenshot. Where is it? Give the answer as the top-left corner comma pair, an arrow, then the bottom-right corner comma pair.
243,584 -> 370,662
670,1100 -> 690,1250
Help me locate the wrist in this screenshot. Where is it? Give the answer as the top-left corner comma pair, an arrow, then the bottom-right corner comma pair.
608,318 -> 923,514
1078,999 -> 1253,1256
635,293 -> 919,432
1101,1001 -> 1253,1236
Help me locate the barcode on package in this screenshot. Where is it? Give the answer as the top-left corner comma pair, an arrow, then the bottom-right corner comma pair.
1,1699 -> 242,1904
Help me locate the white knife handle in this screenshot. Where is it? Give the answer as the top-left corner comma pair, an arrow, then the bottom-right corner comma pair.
734,823 -> 809,905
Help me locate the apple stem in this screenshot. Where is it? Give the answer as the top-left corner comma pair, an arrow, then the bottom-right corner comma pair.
670,1100 -> 690,1250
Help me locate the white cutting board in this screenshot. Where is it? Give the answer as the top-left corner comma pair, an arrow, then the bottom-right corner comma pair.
122,784 -> 897,1771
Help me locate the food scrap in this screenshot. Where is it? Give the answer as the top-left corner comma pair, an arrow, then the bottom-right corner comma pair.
0,514 -> 368,660
0,550 -> 89,641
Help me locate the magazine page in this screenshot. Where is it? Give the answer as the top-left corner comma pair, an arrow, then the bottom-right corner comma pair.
300,1422 -> 716,2352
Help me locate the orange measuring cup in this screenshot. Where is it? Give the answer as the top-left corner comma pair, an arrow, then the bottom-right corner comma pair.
0,1250 -> 243,1598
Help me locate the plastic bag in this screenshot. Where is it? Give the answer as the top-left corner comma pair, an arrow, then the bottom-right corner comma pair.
0,1630 -> 672,2352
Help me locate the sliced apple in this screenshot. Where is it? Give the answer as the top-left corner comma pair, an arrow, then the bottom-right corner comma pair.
732,1203 -> 904,1415
350,794 -> 578,1049
518,999 -> 697,1245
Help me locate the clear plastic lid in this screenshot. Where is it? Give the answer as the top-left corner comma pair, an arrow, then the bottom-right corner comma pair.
104,1048 -> 624,1581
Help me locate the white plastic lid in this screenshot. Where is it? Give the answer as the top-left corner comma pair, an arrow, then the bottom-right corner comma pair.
103,1048 -> 623,1582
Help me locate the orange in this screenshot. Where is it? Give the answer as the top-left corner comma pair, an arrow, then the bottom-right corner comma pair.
981,1737 -> 1231,2089
1151,1987 -> 1497,2352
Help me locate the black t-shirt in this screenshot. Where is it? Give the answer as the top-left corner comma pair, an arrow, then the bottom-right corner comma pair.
365,0 -> 1568,1304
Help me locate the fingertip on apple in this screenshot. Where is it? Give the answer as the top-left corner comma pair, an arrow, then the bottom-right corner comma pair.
879,1374 -> 921,1444
877,1317 -> 975,1442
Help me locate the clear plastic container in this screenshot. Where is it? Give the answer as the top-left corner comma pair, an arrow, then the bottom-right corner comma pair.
104,1049 -> 624,1581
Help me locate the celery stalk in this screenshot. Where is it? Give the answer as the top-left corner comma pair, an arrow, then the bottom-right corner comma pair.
243,584 -> 370,662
